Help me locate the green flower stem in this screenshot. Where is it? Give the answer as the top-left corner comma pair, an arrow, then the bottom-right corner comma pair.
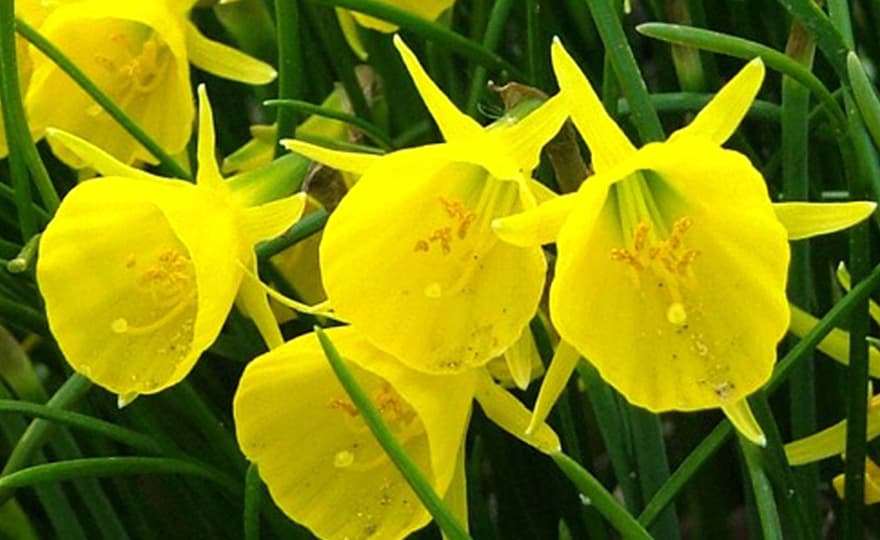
575,361 -> 643,513
0,294 -> 47,335
273,0 -> 304,155
550,452 -> 652,540
739,437 -> 784,540
781,15 -> 820,532
0,0 -> 36,238
0,457 -> 239,495
848,52 -> 880,150
586,0 -> 664,141
244,464 -> 262,540
314,326 -> 472,540
257,208 -> 329,260
636,22 -> 849,133
305,0 -> 524,79
524,0 -> 541,86
0,400 -> 167,456
640,260 -> 880,528
265,99 -> 393,150
15,18 -> 190,180
464,0 -> 514,116
0,373 -> 91,506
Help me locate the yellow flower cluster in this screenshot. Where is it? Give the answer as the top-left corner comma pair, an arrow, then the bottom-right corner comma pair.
28,2 -> 877,538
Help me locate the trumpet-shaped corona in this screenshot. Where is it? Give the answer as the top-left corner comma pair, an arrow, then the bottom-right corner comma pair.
37,87 -> 305,399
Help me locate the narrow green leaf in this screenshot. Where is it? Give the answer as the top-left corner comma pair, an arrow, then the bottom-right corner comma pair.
256,208 -> 329,260
464,0 -> 514,116
739,438 -> 785,540
244,463 -> 262,540
847,52 -> 880,151
314,326 -> 473,540
274,0 -> 304,155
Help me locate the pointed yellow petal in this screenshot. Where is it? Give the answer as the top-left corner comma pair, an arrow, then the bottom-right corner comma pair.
493,192 -> 579,246
773,201 -> 876,240
490,93 -> 569,173
239,192 -> 306,244
44,128 -> 164,182
474,371 -> 561,454
442,442 -> 469,539
117,392 -> 139,408
37,177 -> 242,396
503,329 -> 539,391
196,85 -> 223,189
235,258 -> 283,350
320,146 -> 546,373
833,459 -> 880,504
836,263 -> 880,324
783,401 -> 880,465
233,327 -> 474,538
527,341 -> 580,434
185,22 -> 277,84
336,8 -> 369,60
550,38 -> 636,172
722,399 -> 766,447
349,1 -> 453,32
788,305 -> 880,378
393,35 -> 483,142
282,139 -> 381,175
672,58 -> 765,145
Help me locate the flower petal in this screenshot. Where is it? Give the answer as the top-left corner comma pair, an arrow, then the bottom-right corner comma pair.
239,192 -> 307,245
235,256 -> 283,349
393,35 -> 483,142
44,128 -> 164,182
503,329 -> 540,391
492,192 -> 579,247
787,305 -> 880,378
474,371 -> 561,454
551,139 -> 790,411
773,201 -> 876,240
672,58 -> 765,145
527,341 -> 580,434
37,177 -> 241,396
233,327 -> 473,539
550,38 -> 636,172
185,22 -> 277,85
487,93 -> 569,174
282,139 -> 381,175
722,399 -> 766,447
196,85 -> 224,190
785,396 -> 880,465
349,0 -> 454,32
320,146 -> 546,374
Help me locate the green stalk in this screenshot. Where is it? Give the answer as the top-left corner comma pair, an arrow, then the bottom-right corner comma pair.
739,437 -> 785,540
0,295 -> 47,334
464,0 -> 514,116
847,52 -> 880,150
586,0 -> 665,141
265,99 -> 393,149
274,0 -> 304,154
314,327 -> 472,540
0,457 -> 239,495
0,0 -> 36,238
305,0 -> 524,78
781,15 -> 820,532
775,0 -> 850,79
256,208 -> 328,260
636,22 -> 848,133
0,400 -> 167,455
0,373 -> 92,505
244,464 -> 262,540
550,452 -> 652,540
15,18 -> 190,180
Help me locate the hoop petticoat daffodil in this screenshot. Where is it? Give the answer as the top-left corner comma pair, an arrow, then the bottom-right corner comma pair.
495,39 -> 876,445
24,0 -> 276,166
36,86 -> 305,403
282,36 -> 566,375
233,325 -> 559,540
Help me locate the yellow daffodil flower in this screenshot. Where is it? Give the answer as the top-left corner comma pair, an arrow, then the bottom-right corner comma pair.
36,86 -> 305,402
833,459 -> 880,504
233,325 -> 559,540
282,36 -> 566,375
495,39 -> 875,445
24,0 -> 276,166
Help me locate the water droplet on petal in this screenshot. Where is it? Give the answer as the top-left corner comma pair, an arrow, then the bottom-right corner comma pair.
424,282 -> 442,298
111,318 -> 129,334
334,450 -> 354,468
666,302 -> 687,326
